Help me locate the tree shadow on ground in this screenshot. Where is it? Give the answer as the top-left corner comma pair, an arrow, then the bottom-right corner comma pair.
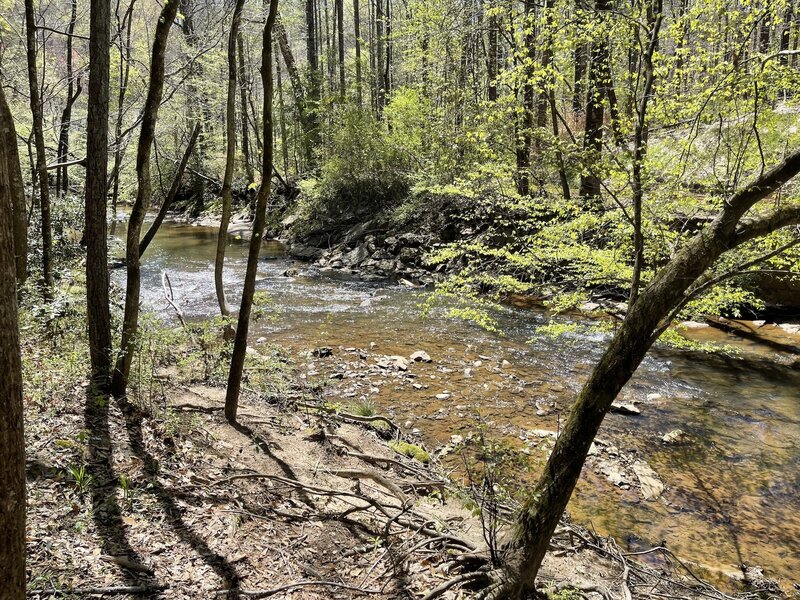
83,388 -> 154,588
115,395 -> 242,598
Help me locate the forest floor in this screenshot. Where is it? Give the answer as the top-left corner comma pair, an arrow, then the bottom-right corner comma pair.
23,334 -> 763,599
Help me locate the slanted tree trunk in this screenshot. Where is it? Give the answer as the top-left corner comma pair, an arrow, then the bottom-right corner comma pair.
86,0 -> 113,392
24,0 -> 54,295
494,150 -> 800,599
0,85 -> 28,284
276,16 -> 311,162
139,123 -> 201,256
0,106 -> 25,600
112,0 -> 180,398
215,0 -> 246,320
237,34 -> 255,184
225,0 -> 280,422
56,0 -> 80,197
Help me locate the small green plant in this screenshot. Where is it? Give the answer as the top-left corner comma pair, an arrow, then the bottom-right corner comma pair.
67,464 -> 93,495
119,474 -> 136,506
389,440 -> 431,464
350,397 -> 375,417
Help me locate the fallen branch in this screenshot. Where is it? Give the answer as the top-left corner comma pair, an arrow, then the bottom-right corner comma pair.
161,271 -> 186,328
214,580 -> 381,597
30,585 -> 165,596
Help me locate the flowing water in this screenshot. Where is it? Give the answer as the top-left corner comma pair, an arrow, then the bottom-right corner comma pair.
122,220 -> 800,590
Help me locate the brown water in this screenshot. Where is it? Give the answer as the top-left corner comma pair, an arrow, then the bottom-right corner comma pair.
123,221 -> 800,590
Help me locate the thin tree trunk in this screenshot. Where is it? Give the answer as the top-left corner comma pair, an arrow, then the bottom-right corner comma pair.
337,0 -> 345,101
376,0 -> 385,113
354,0 -> 363,106
275,44 -> 290,175
515,0 -> 534,197
111,0 -> 136,220
0,121 -> 25,600
0,85 -> 28,284
487,4 -> 497,101
24,0 -> 54,295
57,0 -> 79,196
225,0 -> 280,422
215,0 -> 246,319
237,34 -> 255,183
305,0 -> 321,164
139,123 -> 201,256
112,0 -> 180,398
86,0 -> 113,392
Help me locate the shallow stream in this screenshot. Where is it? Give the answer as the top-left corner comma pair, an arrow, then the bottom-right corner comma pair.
122,221 -> 800,590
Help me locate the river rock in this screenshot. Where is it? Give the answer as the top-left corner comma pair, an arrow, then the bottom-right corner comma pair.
662,429 -> 685,444
580,302 -> 601,312
611,401 -> 641,415
398,232 -> 426,247
435,393 -> 450,400
778,323 -> 800,334
376,355 -> 409,371
289,244 -> 322,260
343,244 -> 371,266
342,220 -> 377,245
632,461 -> 664,501
375,259 -> 397,273
313,347 -> 333,358
282,267 -> 299,277
410,350 -> 432,363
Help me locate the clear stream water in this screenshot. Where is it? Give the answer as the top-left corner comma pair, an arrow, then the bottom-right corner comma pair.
119,220 -> 800,590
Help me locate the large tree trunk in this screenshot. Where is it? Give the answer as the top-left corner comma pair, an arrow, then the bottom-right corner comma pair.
24,0 -> 54,295
499,150 -> 800,598
86,0 -> 113,392
0,85 -> 28,284
0,102 -> 25,600
487,4 -> 498,102
112,0 -> 180,398
139,123 -> 201,256
215,0 -> 246,319
225,0 -> 280,422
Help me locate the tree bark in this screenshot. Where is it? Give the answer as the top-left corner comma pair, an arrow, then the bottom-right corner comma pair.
111,0 -> 136,220
515,0 -> 534,197
0,84 -> 28,284
306,0 -> 322,160
112,0 -> 180,398
237,34 -> 255,183
225,0 -> 280,422
500,149 -> 800,598
24,0 -> 54,295
275,44 -> 290,175
86,0 -> 113,393
0,103 -> 25,600
56,0 -> 80,196
375,0 -> 385,113
487,3 -> 498,102
139,123 -> 201,256
337,0 -> 345,101
215,0 -> 246,319
354,0 -> 363,106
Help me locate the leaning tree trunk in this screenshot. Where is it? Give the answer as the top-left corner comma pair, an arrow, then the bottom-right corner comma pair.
215,0 -> 246,320
497,150 -> 800,598
24,0 -> 54,295
0,85 -> 28,284
86,0 -> 113,392
225,0 -> 280,422
112,0 -> 181,398
0,104 -> 25,600
139,123 -> 201,256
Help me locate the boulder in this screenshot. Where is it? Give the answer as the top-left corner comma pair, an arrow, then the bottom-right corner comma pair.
289,244 -> 322,260
343,244 -> 371,266
342,220 -> 377,246
611,401 -> 641,415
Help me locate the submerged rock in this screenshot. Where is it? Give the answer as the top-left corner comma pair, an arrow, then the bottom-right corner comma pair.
611,401 -> 641,415
633,461 -> 664,501
662,429 -> 686,444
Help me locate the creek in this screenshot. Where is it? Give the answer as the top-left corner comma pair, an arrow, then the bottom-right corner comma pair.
121,220 -> 800,591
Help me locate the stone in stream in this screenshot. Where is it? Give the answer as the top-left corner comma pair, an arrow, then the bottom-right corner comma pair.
435,393 -> 450,400
632,461 -> 664,501
662,429 -> 686,444
778,323 -> 800,334
611,401 -> 641,415
410,350 -> 432,363
313,347 -> 333,358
